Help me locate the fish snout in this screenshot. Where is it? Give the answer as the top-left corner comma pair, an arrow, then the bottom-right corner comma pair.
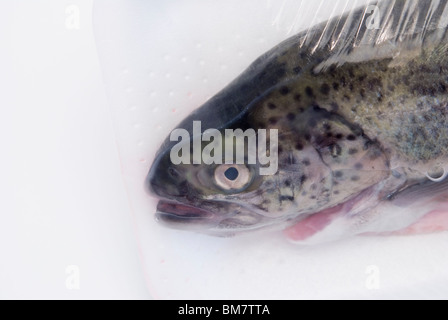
146,153 -> 185,199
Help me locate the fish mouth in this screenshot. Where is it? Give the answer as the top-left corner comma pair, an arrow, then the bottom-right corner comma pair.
156,201 -> 218,229
155,200 -> 275,234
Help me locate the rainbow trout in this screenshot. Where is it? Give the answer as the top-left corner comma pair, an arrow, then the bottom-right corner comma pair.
146,0 -> 448,244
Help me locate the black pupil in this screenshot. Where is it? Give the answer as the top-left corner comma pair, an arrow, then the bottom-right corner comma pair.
224,167 -> 239,181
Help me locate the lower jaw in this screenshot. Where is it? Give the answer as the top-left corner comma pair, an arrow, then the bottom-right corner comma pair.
155,200 -> 219,230
155,211 -> 220,231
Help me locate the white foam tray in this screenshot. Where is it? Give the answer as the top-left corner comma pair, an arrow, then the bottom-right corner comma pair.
93,0 -> 448,299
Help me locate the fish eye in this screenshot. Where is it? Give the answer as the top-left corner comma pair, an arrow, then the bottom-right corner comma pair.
224,167 -> 239,181
214,164 -> 251,191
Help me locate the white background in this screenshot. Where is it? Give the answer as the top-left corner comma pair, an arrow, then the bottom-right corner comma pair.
2,0 -> 448,300
0,0 -> 149,299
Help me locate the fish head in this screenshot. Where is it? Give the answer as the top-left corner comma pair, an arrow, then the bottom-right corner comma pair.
146,50 -> 314,236
146,125 -> 289,236
147,87 -> 391,236
145,21 -> 395,236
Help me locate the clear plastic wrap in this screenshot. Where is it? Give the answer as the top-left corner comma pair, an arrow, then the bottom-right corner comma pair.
93,0 -> 448,299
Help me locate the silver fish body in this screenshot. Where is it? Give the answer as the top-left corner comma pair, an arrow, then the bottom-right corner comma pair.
147,0 -> 448,242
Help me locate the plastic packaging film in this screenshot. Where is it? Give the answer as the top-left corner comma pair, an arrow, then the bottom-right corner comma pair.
93,0 -> 448,299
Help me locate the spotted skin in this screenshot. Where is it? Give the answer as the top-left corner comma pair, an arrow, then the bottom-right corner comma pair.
147,0 -> 448,240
